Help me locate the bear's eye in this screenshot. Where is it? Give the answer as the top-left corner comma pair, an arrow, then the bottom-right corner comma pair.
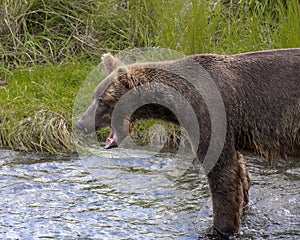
97,97 -> 105,105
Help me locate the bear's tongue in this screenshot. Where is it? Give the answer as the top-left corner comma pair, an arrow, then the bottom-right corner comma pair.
105,129 -> 118,149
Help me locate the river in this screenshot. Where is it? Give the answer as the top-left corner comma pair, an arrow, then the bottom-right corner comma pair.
0,148 -> 299,239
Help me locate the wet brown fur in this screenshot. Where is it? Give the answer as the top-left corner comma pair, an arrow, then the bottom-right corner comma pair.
76,48 -> 300,236
192,50 -> 300,161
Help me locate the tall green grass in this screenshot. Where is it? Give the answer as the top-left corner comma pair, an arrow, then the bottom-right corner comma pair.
1,0 -> 298,69
0,0 -> 162,68
140,0 -> 300,54
0,0 -> 299,153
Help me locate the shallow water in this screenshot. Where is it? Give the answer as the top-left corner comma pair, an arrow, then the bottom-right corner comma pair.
0,148 -> 299,239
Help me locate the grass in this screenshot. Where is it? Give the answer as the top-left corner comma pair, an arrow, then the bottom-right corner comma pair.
146,0 -> 300,54
0,0 -> 299,154
0,61 -> 92,153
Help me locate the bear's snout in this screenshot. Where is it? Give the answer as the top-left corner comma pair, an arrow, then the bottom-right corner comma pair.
75,121 -> 88,134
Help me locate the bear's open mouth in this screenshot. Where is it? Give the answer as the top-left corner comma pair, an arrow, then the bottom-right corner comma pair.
105,128 -> 118,149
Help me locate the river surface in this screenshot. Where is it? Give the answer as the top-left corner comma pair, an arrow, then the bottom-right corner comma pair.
0,148 -> 299,239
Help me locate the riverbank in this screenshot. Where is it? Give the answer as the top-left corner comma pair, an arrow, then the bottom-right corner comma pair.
0,0 -> 299,154
0,62 -> 91,153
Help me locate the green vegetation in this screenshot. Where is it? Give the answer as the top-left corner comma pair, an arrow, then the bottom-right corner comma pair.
0,0 -> 299,154
0,62 -> 93,153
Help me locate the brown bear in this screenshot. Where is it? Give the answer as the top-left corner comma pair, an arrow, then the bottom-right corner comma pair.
75,48 -> 300,237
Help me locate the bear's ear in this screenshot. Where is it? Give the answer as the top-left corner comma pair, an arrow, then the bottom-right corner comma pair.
101,53 -> 122,74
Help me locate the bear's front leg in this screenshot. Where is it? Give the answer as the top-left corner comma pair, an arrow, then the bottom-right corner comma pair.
207,150 -> 250,236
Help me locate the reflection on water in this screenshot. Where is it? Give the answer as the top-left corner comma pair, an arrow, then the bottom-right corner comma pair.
0,149 -> 299,239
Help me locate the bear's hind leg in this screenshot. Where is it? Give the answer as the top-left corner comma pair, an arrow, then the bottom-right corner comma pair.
208,150 -> 250,236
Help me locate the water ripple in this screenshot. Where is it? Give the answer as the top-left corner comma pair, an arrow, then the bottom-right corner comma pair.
0,149 -> 299,239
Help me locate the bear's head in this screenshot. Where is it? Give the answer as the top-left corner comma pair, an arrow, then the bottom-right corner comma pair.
75,53 -> 153,149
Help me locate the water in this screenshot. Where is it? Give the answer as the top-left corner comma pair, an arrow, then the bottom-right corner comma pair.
0,149 -> 299,239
